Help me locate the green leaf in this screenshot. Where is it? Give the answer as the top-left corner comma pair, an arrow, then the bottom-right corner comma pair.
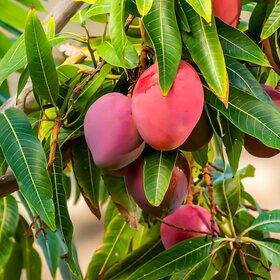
87,0 -> 111,16
51,145 -> 82,279
96,41 -> 123,67
39,229 -> 60,278
216,19 -> 269,67
144,149 -> 177,207
127,237 -> 222,280
170,256 -> 211,280
181,2 -> 228,102
0,31 -> 12,58
205,86 -> 280,150
192,144 -> 209,167
261,2 -> 280,40
72,137 -> 102,219
256,238 -> 280,269
109,0 -> 139,69
0,196 -> 19,273
17,217 -> 41,280
143,0 -> 182,94
15,0 -> 45,11
103,235 -> 164,280
185,0 -> 212,23
225,56 -> 275,106
175,0 -> 190,32
136,0 -> 153,16
85,214 -> 135,280
242,210 -> 280,236
221,117 -> 243,175
0,242 -> 23,280
0,108 -> 55,230
0,1 -> 27,30
0,35 -> 26,87
0,148 -> 8,176
103,174 -> 138,229
25,9 -> 59,105
73,64 -> 112,111
214,176 -> 240,217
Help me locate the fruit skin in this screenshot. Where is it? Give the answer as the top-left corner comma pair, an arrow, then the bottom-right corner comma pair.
125,153 -> 190,217
84,92 -> 145,170
180,110 -> 213,151
160,204 -> 219,249
244,85 -> 280,158
213,0 -> 242,27
132,60 -> 204,151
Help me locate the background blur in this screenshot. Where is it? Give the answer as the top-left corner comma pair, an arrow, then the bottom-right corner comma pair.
6,0 -> 280,279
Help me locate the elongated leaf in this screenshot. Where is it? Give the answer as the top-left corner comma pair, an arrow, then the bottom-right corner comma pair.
17,217 -> 41,280
18,193 -> 59,278
25,9 -> 59,105
143,0 -> 182,94
216,19 -> 269,67
0,35 -> 26,87
103,174 -> 138,229
86,214 -> 135,280
225,56 -> 275,106
103,236 -> 163,280
185,0 -> 212,23
72,137 -> 101,219
73,64 -> 112,110
51,145 -> 82,279
0,35 -> 68,88
242,210 -> 280,235
0,196 -> 19,273
110,0 -> 138,69
205,86 -> 280,150
256,238 -> 280,269
261,2 -> 280,40
144,149 -> 177,206
0,31 -> 12,58
175,0 -> 190,32
181,2 -> 228,103
0,108 -> 55,230
170,256 -> 211,280
0,242 -> 23,280
214,176 -> 240,217
136,0 -> 153,15
221,117 -> 243,175
0,1 -> 27,30
85,0 -> 111,20
127,237 -> 222,280
15,0 -> 45,11
0,148 -> 8,176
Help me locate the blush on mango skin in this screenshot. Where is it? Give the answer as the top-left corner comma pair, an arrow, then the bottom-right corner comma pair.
125,154 -> 190,218
244,85 -> 280,158
84,92 -> 145,170
213,0 -> 242,27
160,204 -> 220,249
132,61 -> 204,151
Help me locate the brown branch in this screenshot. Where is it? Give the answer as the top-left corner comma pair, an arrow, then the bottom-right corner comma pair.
71,60 -> 106,100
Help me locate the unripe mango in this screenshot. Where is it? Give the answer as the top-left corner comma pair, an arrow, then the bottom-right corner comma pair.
132,61 -> 204,151
84,93 -> 145,170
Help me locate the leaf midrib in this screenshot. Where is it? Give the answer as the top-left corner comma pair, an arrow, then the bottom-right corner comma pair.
2,112 -> 52,228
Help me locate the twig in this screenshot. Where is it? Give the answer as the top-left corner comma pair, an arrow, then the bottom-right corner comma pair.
71,60 -> 106,100
186,156 -> 194,205
157,217 -> 213,236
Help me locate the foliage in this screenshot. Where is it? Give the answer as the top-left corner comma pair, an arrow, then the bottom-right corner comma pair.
0,0 -> 279,279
